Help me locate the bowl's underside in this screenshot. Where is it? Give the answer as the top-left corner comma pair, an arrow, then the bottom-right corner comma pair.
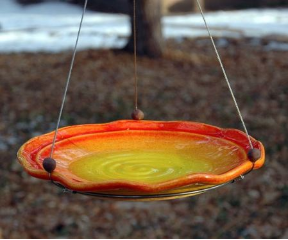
17,120 -> 265,198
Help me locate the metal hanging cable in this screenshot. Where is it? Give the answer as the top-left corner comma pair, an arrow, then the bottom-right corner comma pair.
133,0 -> 139,110
195,0 -> 254,149
50,0 -> 88,157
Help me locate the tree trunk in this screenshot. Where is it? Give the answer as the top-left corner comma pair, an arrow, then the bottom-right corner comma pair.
124,0 -> 164,58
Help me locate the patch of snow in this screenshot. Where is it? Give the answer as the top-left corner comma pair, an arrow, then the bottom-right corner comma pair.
0,0 -> 129,52
265,41 -> 288,51
164,9 -> 288,39
0,0 -> 288,52
0,0 -> 84,15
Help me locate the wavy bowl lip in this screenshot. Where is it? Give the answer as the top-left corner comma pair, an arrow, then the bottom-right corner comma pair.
17,120 -> 265,193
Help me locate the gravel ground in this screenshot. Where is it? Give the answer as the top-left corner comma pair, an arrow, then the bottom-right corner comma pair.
0,38 -> 287,238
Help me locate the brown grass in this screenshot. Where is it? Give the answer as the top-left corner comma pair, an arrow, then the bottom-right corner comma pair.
0,38 -> 287,238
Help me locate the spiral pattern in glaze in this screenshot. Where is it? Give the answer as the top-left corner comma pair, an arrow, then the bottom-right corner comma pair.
69,150 -> 207,183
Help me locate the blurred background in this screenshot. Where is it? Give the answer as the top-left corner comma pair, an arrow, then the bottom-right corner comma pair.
0,0 -> 287,238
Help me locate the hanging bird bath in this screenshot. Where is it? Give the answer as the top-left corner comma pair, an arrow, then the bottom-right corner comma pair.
18,121 -> 264,200
17,0 -> 265,201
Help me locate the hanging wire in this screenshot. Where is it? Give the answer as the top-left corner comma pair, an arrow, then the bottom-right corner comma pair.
45,0 -> 251,197
195,0 -> 253,149
50,0 -> 88,157
133,0 -> 139,110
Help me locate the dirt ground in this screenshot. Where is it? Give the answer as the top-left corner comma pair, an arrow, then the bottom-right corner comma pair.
0,38 -> 287,238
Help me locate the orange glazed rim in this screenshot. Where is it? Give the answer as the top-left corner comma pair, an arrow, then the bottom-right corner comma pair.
17,120 -> 265,193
